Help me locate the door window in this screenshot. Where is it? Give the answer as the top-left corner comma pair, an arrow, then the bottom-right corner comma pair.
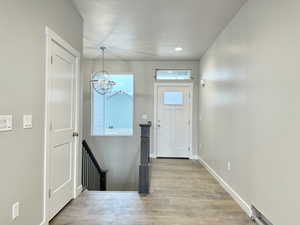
163,91 -> 184,105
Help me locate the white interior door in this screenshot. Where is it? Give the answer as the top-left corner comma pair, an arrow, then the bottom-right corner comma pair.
156,85 -> 192,158
48,40 -> 76,219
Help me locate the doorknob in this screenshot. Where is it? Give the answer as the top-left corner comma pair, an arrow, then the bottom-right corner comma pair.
157,124 -> 161,128
73,132 -> 79,137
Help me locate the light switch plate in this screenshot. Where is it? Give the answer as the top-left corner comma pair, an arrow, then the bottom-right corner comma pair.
0,115 -> 13,131
23,115 -> 33,129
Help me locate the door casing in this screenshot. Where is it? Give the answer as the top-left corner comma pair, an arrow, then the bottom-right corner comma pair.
43,27 -> 81,225
153,82 -> 193,159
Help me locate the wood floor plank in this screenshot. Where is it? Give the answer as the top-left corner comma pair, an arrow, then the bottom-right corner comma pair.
50,159 -> 254,225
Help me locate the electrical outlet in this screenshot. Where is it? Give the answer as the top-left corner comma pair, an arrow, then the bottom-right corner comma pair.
227,162 -> 231,171
12,202 -> 19,220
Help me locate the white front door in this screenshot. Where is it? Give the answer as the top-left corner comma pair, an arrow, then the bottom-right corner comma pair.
155,84 -> 192,158
48,40 -> 76,219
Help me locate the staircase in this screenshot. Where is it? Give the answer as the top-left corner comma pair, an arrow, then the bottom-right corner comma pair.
81,122 -> 152,193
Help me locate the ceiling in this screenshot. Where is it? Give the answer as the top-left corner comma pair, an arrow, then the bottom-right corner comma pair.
72,0 -> 246,60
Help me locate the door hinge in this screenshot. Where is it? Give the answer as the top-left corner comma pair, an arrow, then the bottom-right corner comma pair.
188,120 -> 191,127
49,122 -> 53,131
48,189 -> 52,199
50,56 -> 53,64
188,147 -> 191,152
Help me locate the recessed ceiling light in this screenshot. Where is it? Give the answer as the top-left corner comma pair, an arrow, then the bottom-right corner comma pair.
174,47 -> 183,52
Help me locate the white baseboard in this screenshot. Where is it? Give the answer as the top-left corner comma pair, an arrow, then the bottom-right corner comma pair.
191,155 -> 199,160
39,220 -> 46,225
150,153 -> 157,158
254,218 -> 266,225
198,157 -> 252,217
76,185 -> 83,197
151,154 -> 199,159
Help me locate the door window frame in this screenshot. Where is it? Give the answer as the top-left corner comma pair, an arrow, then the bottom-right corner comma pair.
153,82 -> 193,159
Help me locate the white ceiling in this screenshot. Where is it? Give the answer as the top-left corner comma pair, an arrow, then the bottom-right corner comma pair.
73,0 -> 246,60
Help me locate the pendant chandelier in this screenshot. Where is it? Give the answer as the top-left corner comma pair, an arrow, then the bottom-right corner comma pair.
90,46 -> 116,95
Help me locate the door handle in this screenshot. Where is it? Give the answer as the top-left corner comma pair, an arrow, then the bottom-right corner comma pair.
73,132 -> 79,137
157,124 -> 161,128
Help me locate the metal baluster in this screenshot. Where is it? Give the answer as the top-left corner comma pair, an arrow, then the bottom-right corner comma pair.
81,141 -> 108,191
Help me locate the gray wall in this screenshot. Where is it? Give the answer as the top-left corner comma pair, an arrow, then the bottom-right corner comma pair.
0,1 -> 83,225
199,0 -> 300,225
83,60 -> 199,190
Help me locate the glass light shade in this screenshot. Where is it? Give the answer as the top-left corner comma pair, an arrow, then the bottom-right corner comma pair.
91,71 -> 116,95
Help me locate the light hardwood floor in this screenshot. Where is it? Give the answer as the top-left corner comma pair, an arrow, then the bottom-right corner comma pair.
50,159 -> 254,225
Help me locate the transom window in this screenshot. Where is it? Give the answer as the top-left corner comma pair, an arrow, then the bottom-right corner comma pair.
91,74 -> 134,136
156,69 -> 192,80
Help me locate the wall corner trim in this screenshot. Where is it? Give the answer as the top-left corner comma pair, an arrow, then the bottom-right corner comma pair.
198,157 -> 252,217
76,185 -> 83,197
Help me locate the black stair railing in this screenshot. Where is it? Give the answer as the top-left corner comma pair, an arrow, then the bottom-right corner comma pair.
82,140 -> 107,191
139,121 -> 152,194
